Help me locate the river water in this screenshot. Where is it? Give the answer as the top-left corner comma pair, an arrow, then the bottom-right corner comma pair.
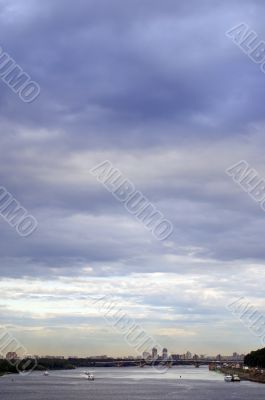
0,366 -> 264,399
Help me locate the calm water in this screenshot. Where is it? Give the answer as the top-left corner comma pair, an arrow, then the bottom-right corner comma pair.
1,366 -> 264,399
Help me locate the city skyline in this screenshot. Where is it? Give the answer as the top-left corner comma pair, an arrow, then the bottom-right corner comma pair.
1,350 -> 245,361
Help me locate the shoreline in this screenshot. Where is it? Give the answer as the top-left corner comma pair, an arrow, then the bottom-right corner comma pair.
220,368 -> 265,385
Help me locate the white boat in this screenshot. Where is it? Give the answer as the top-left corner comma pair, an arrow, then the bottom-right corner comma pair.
84,371 -> 95,380
224,375 -> 233,382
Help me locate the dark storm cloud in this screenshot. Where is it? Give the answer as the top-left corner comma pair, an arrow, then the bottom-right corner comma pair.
0,0 -> 265,148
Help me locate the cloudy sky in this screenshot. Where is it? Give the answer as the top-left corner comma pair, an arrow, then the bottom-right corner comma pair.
0,0 -> 265,358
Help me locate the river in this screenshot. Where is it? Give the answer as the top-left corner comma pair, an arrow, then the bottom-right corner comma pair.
0,366 -> 264,399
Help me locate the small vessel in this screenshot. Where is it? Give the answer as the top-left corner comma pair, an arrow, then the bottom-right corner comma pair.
44,371 -> 49,376
84,371 -> 95,380
224,375 -> 233,382
232,374 -> 240,382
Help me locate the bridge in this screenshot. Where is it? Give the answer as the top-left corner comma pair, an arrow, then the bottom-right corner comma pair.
80,358 -> 243,368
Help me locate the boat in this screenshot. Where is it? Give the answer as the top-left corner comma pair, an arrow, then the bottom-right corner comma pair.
224,375 -> 233,382
84,371 -> 95,380
232,374 -> 240,382
44,371 -> 49,376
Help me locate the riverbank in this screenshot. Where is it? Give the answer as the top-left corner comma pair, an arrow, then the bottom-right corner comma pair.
220,367 -> 265,384
0,360 -> 18,376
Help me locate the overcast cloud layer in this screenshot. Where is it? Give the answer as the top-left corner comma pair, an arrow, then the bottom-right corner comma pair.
0,0 -> 265,357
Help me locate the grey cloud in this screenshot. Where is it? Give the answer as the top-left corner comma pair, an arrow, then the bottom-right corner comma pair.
0,0 -> 265,355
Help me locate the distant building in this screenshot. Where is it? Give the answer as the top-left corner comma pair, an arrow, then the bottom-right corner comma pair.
162,348 -> 168,360
6,352 -> 18,360
186,351 -> 192,360
171,354 -> 180,360
92,355 -> 108,359
232,352 -> 240,360
143,352 -> 150,360
152,347 -> 158,359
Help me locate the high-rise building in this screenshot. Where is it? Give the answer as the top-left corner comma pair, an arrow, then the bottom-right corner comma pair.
186,351 -> 192,360
152,347 -> 158,359
162,348 -> 168,360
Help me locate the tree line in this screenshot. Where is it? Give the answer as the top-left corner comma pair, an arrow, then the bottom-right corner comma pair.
244,347 -> 265,368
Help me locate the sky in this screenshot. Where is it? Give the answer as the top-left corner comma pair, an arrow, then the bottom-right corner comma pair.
0,0 -> 265,358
